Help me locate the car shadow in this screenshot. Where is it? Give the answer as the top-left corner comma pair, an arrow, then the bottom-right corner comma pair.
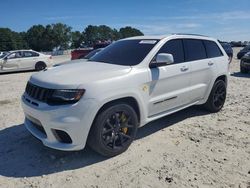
0,107 -> 209,178
230,72 -> 250,78
0,70 -> 36,75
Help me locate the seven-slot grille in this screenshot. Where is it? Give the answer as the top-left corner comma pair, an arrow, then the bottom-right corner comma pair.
25,82 -> 53,103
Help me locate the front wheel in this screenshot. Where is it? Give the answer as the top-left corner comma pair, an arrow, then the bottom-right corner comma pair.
203,80 -> 227,113
88,103 -> 138,157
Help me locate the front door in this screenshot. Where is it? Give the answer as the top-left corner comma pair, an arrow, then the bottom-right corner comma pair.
147,39 -> 192,117
1,52 -> 21,71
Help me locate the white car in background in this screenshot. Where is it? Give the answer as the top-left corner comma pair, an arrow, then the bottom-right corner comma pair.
0,50 -> 52,73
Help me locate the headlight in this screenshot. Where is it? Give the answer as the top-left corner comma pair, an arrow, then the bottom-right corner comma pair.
47,89 -> 85,105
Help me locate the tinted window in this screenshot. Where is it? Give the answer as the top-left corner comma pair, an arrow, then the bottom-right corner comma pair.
184,39 -> 207,61
157,39 -> 184,63
7,52 -> 22,59
23,51 -> 39,57
204,41 -> 223,58
89,39 -> 159,66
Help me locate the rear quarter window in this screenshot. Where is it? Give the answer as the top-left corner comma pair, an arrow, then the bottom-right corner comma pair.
204,40 -> 223,58
183,39 -> 207,61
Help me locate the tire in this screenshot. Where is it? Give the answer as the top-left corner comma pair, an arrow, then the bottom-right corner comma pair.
203,80 -> 227,113
240,65 -> 248,73
88,103 -> 139,157
35,62 -> 46,71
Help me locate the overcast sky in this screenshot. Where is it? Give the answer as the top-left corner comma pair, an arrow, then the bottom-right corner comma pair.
1,0 -> 250,41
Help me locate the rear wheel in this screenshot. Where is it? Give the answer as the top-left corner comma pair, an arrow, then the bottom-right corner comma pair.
203,80 -> 227,113
88,103 -> 138,157
35,62 -> 46,71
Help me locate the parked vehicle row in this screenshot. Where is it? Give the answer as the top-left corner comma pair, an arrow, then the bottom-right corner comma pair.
0,50 -> 52,73
21,34 -> 229,157
219,42 -> 233,63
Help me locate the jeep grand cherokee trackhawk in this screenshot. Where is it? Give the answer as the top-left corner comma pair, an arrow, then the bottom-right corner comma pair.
21,34 -> 229,156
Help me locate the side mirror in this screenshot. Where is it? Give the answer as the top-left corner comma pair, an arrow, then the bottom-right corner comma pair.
150,53 -> 174,68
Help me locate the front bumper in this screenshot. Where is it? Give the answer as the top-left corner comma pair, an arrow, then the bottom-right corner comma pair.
241,59 -> 250,69
21,93 -> 98,151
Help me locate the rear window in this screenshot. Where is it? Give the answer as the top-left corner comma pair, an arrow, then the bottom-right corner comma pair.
183,39 -> 207,61
89,39 -> 159,66
157,39 -> 184,63
204,41 -> 223,58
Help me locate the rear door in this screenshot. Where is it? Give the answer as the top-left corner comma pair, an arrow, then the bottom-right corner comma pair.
184,39 -> 219,102
148,39 -> 192,117
19,51 -> 39,69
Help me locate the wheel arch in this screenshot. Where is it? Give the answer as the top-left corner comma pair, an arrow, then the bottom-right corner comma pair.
95,96 -> 141,124
199,74 -> 228,105
215,74 -> 227,86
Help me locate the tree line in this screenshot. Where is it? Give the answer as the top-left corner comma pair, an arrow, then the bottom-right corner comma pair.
0,23 -> 144,51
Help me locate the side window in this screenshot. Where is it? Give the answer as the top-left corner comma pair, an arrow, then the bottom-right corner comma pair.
23,51 -> 33,57
204,40 -> 223,58
7,52 -> 22,59
157,39 -> 184,63
23,51 -> 39,57
31,52 -> 39,57
183,39 -> 207,61
7,53 -> 16,59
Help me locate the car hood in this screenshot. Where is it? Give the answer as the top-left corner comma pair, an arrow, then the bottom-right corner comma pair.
30,61 -> 132,89
54,59 -> 88,67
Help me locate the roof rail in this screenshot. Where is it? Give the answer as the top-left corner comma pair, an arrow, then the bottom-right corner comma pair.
172,33 -> 208,37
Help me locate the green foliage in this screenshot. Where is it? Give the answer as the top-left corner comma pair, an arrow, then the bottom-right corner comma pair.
0,24 -> 144,51
71,31 -> 83,48
25,23 -> 72,51
0,28 -> 28,51
119,26 -> 144,38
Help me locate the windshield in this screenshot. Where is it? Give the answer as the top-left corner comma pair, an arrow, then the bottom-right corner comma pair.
88,39 -> 159,66
243,45 -> 250,51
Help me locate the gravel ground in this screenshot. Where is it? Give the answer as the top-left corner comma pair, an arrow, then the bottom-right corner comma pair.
0,48 -> 249,188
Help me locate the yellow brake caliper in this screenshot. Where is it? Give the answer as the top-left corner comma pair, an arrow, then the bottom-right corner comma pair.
120,113 -> 128,134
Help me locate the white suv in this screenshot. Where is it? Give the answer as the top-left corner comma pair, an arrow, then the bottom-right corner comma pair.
21,34 -> 229,156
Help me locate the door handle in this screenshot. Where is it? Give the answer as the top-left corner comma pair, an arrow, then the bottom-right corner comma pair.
208,61 -> 214,66
180,66 -> 189,72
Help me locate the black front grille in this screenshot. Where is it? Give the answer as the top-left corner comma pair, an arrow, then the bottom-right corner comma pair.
242,58 -> 250,64
25,82 -> 53,103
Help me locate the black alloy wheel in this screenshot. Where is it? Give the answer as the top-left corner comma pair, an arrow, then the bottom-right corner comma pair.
88,103 -> 138,157
204,80 -> 227,112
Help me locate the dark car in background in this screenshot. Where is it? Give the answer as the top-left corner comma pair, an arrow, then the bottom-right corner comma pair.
220,42 -> 233,63
240,51 -> 250,73
71,42 -> 110,60
54,48 -> 103,67
237,45 -> 250,59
